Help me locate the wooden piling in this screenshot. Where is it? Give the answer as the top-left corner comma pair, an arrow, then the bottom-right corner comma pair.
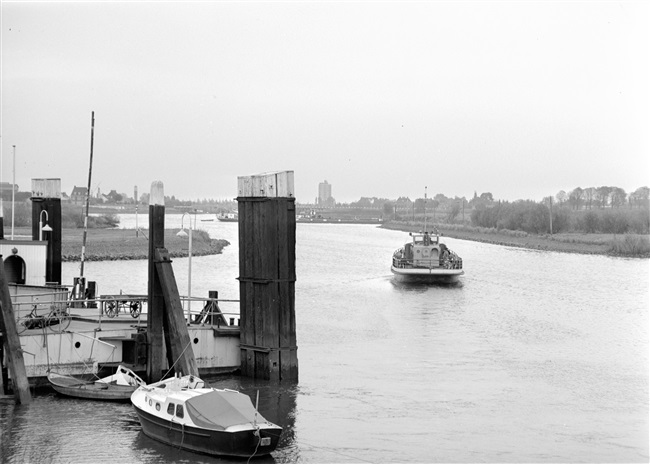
237,171 -> 298,381
146,181 -> 199,382
147,182 -> 166,383
0,255 -> 32,403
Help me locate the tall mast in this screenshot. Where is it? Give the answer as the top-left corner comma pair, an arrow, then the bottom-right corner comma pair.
11,145 -> 16,240
423,186 -> 427,232
80,111 -> 95,278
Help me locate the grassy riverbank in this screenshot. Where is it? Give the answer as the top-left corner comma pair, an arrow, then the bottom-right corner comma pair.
11,227 -> 229,261
381,221 -> 650,258
10,222 -> 648,259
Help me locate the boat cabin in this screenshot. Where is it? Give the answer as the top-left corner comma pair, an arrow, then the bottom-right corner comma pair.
406,232 -> 444,268
393,231 -> 461,270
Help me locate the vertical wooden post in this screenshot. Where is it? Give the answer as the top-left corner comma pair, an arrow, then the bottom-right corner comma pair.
0,255 -> 32,403
208,290 -> 218,325
147,181 -> 166,383
238,171 -> 298,381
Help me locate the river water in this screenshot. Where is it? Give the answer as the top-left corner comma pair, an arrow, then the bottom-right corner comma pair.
1,214 -> 648,463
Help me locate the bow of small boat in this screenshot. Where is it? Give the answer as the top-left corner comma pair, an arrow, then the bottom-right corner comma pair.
47,372 -> 92,388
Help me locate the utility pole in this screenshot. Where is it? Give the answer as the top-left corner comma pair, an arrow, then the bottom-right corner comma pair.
549,196 -> 553,235
462,199 -> 465,224
11,145 -> 16,240
424,187 -> 427,231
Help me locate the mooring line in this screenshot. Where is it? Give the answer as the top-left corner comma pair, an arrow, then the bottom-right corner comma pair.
161,340 -> 193,380
246,427 -> 262,464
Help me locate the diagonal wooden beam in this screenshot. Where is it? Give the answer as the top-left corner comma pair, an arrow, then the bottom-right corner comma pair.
154,247 -> 198,377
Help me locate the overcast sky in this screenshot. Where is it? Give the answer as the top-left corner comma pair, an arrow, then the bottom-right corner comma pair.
1,1 -> 648,204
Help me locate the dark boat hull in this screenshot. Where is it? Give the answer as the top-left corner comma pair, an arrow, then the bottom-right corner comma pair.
133,404 -> 281,458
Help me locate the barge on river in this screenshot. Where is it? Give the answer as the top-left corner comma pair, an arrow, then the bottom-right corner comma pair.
391,230 -> 464,283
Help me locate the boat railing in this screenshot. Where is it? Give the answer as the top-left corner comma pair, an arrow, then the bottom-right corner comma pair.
10,293 -> 241,334
9,289 -> 69,311
392,254 -> 463,270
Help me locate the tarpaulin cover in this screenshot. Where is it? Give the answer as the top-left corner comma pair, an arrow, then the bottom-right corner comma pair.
185,390 -> 268,431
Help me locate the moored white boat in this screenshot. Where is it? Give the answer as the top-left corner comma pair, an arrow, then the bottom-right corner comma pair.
130,374 -> 282,458
391,230 -> 464,283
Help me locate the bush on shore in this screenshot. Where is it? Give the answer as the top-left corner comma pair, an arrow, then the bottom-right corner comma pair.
60,228 -> 228,261
1,202 -> 119,229
61,210 -> 119,228
470,201 -> 649,235
607,235 -> 650,256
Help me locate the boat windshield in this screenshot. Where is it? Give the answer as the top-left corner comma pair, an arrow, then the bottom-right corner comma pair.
412,232 -> 439,246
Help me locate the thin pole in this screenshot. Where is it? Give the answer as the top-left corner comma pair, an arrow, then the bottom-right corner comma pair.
135,190 -> 139,238
187,213 -> 192,323
11,145 -> 16,240
423,186 -> 427,232
80,112 -> 95,278
549,196 -> 553,235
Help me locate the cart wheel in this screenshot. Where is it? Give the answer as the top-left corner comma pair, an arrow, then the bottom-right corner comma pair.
105,298 -> 118,318
130,301 -> 142,318
16,315 -> 31,334
48,306 -> 71,333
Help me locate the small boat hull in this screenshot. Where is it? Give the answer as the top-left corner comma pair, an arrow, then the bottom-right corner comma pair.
48,365 -> 145,401
133,405 -> 281,458
48,373 -> 138,401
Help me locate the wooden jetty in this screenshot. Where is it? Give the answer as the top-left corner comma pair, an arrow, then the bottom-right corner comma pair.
1,172 -> 299,392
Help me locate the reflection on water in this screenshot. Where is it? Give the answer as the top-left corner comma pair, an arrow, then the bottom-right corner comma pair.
1,218 -> 648,463
390,278 -> 465,293
0,378 -> 298,464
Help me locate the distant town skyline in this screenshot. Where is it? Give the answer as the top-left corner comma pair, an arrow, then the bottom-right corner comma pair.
2,179 -> 647,213
2,2 -> 648,204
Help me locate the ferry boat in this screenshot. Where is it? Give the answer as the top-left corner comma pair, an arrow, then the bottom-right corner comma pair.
391,230 -> 464,283
131,374 -> 282,458
216,212 -> 238,222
